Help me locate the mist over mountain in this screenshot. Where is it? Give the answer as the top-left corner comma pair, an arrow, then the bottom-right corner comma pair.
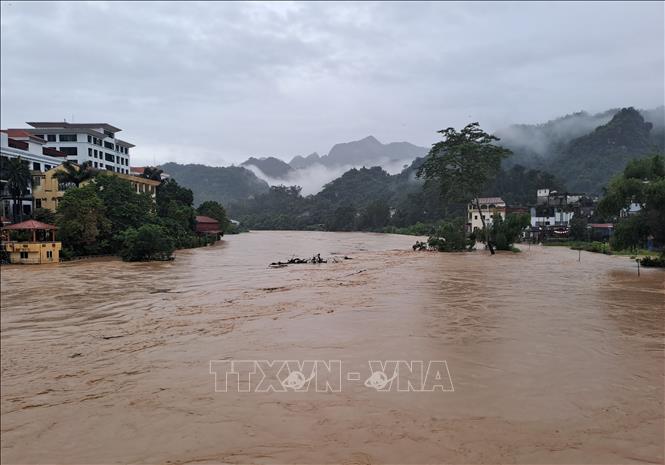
160,162 -> 269,205
543,107 -> 662,193
164,105 -> 663,209
241,157 -> 293,178
497,106 -> 664,169
241,135 -> 426,195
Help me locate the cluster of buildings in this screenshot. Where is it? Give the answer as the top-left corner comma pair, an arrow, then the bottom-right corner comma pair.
1,120 -> 225,265
467,189 -> 612,242
1,122 -> 161,219
0,121 -> 159,264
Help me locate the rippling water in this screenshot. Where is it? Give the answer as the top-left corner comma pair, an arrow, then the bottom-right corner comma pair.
1,231 -> 663,464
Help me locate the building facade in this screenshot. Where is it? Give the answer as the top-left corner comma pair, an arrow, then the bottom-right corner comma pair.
32,165 -> 161,212
1,130 -> 67,220
19,122 -> 134,174
467,197 -> 506,232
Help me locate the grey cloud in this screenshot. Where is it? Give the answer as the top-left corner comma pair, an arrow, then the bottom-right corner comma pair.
1,1 -> 663,167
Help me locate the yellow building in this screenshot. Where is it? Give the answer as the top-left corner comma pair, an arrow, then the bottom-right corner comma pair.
32,165 -> 161,212
1,219 -> 61,264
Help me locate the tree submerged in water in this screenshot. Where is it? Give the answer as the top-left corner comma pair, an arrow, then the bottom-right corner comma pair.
417,123 -> 511,255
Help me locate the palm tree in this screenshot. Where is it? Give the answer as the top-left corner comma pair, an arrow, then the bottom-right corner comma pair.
6,157 -> 32,222
55,161 -> 98,188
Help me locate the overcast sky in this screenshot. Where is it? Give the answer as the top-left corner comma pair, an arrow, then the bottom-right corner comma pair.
1,1 -> 663,166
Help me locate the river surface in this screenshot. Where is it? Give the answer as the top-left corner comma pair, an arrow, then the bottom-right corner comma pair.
1,231 -> 663,464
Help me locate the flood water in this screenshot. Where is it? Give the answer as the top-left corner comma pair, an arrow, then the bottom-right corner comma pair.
1,231 -> 663,464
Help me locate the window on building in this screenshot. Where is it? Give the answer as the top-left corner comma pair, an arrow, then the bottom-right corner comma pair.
22,204 -> 31,215
58,147 -> 78,156
87,135 -> 92,143
104,130 -> 114,138
105,164 -> 114,171
474,215 -> 478,220
94,162 -> 98,168
20,251 -> 29,259
59,134 -> 77,142
104,141 -> 114,150
35,199 -> 42,209
47,134 -> 56,142
33,162 -> 41,171
88,148 -> 93,157
105,153 -> 115,162
33,176 -> 41,187
45,164 -> 51,170
35,134 -> 44,139
47,250 -> 53,259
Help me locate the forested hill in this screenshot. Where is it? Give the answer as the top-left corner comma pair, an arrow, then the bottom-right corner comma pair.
160,162 -> 269,205
497,106 -> 664,194
543,108 -> 663,193
227,159 -> 565,231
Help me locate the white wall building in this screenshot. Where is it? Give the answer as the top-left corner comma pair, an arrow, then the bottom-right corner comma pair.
21,122 -> 134,174
467,197 -> 506,232
1,130 -> 67,219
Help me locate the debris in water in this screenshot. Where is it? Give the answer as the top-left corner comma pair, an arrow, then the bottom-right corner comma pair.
269,254 -> 353,268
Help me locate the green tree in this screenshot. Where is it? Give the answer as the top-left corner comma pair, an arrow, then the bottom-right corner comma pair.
4,157 -> 32,221
427,219 -> 474,252
489,213 -> 530,251
140,166 -> 164,182
328,203 -> 357,231
55,161 -> 98,188
358,199 -> 391,230
197,200 -> 230,231
569,217 -> 588,242
56,184 -> 109,255
118,224 -> 175,261
417,123 -> 512,254
598,154 -> 665,249
31,208 -> 56,225
94,174 -> 154,246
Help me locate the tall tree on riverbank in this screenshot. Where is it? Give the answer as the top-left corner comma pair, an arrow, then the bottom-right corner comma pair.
417,123 -> 511,254
4,157 -> 32,222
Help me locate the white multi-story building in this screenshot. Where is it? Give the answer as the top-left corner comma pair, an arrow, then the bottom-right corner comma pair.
21,122 -> 134,174
1,130 -> 67,220
467,197 -> 506,232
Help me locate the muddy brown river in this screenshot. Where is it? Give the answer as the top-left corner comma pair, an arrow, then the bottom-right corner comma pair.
1,231 -> 663,464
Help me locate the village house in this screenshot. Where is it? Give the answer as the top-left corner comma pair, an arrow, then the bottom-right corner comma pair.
529,188 -> 596,240
466,197 -> 506,232
1,219 -> 61,264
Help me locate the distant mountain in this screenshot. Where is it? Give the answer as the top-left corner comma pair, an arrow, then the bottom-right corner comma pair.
241,157 -> 293,178
288,136 -> 428,170
289,152 -> 321,169
160,162 -> 269,206
544,107 -> 662,193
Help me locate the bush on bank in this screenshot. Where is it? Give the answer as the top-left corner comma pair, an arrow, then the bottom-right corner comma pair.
118,224 -> 175,261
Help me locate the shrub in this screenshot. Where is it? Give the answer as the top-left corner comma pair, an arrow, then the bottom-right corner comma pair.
427,220 -> 473,252
640,254 -> 665,268
118,224 -> 175,261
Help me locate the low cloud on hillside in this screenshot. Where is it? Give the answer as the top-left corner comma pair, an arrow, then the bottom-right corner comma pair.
244,158 -> 413,195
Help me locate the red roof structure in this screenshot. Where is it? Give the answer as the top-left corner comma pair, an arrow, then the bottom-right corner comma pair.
2,220 -> 57,230
195,216 -> 222,234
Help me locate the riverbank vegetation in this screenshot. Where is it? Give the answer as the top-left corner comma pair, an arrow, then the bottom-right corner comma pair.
54,173 -> 227,261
